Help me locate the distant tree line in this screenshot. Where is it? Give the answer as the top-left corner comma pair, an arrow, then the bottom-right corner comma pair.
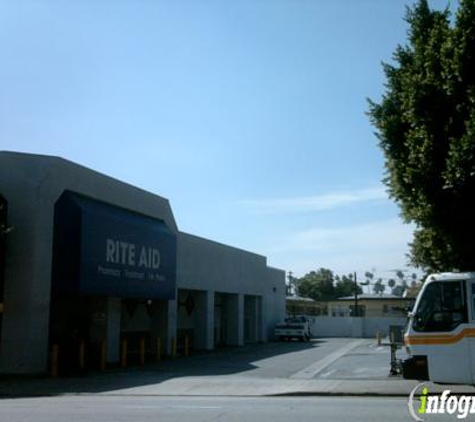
287,268 -> 420,301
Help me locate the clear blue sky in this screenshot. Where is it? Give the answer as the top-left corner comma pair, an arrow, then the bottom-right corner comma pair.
0,1 -> 458,282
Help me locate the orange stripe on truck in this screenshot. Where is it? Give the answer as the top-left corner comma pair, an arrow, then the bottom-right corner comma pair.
405,328 -> 475,345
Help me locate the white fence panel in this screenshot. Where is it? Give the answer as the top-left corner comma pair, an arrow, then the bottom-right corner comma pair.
313,316 -> 407,338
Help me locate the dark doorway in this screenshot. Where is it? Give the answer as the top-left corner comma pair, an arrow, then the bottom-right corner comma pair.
48,296 -> 92,375
0,193 -> 8,357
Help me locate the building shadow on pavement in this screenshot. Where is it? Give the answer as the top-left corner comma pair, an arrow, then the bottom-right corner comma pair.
0,339 -> 327,398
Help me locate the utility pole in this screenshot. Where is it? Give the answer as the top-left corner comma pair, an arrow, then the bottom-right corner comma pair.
354,271 -> 358,317
286,271 -> 294,296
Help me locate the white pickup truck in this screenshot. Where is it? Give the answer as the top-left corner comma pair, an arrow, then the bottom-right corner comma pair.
275,316 -> 312,342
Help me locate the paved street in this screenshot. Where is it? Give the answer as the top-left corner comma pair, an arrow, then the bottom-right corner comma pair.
0,395 -> 451,422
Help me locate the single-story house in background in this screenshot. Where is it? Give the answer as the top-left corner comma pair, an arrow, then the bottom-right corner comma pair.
285,296 -> 326,316
327,293 -> 413,318
286,294 -> 412,319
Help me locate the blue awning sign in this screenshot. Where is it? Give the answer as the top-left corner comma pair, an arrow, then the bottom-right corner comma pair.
52,191 -> 177,300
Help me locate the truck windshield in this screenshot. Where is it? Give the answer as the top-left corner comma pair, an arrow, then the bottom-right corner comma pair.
413,281 -> 467,332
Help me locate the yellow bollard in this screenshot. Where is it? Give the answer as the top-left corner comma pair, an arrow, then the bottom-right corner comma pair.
139,337 -> 146,366
50,344 -> 59,378
172,337 -> 177,359
100,339 -> 107,372
120,339 -> 127,368
156,337 -> 161,362
185,336 -> 189,357
79,339 -> 86,370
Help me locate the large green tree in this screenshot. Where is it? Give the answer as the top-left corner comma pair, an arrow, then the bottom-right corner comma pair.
334,273 -> 363,298
296,269 -> 362,300
296,268 -> 335,301
368,0 -> 475,272
373,278 -> 386,295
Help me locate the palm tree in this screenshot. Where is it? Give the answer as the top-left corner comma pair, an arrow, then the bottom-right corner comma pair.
373,278 -> 385,296
388,278 -> 396,294
364,271 -> 374,294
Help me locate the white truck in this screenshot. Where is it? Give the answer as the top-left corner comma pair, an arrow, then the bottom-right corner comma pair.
275,315 -> 312,342
403,271 -> 475,384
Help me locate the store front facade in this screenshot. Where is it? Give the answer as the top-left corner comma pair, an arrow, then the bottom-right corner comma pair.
0,152 -> 285,374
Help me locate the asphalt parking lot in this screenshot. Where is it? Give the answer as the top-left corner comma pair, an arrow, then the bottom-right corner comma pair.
314,339 -> 407,381
2,336 -> 475,398
0,337 -> 416,397
82,336 -> 398,382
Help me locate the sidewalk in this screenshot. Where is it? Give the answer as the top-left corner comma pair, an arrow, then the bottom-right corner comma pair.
2,370 -> 475,398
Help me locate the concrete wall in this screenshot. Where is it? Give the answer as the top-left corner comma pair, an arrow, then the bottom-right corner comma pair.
314,316 -> 407,338
176,289 -> 214,350
224,293 -> 244,346
177,233 -> 285,344
264,266 -> 286,340
177,232 -> 267,295
363,317 -> 407,338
